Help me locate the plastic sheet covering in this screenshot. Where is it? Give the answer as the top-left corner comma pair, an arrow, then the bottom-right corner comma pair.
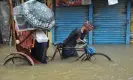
0,1 -> 10,43
14,0 -> 55,31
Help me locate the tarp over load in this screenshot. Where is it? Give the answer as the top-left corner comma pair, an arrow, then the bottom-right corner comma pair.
14,0 -> 55,31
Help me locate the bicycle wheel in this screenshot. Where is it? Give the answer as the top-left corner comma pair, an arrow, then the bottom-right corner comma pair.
89,53 -> 112,61
4,52 -> 34,66
3,56 -> 32,67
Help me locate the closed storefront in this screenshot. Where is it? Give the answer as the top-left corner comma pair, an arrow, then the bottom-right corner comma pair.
53,6 -> 89,43
93,0 -> 127,44
52,0 -> 131,44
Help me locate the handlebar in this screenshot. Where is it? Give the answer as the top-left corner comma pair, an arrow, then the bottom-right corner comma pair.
77,40 -> 88,48
78,43 -> 87,48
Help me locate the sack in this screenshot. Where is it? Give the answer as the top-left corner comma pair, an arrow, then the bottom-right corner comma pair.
14,0 -> 55,31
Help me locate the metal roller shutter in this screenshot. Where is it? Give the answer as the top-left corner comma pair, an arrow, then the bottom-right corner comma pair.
53,6 -> 88,43
93,0 -> 127,44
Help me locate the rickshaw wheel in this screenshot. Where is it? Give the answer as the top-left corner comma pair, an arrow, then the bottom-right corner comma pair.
89,53 -> 112,61
3,52 -> 34,67
3,56 -> 32,67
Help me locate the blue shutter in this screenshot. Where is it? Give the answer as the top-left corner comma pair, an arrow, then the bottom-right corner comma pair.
131,1 -> 133,43
93,0 -> 127,44
53,6 -> 88,43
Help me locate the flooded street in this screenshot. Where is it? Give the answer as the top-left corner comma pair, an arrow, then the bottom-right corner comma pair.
0,44 -> 133,80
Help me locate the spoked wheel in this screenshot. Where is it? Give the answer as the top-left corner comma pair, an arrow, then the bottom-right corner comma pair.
3,52 -> 34,67
3,56 -> 32,67
82,53 -> 112,61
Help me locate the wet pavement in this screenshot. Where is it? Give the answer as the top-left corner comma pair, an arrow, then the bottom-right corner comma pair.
0,44 -> 133,80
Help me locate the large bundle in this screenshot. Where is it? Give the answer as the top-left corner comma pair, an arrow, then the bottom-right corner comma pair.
14,0 -> 55,31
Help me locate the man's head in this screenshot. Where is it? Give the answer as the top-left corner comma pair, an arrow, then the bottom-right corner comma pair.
82,21 -> 94,33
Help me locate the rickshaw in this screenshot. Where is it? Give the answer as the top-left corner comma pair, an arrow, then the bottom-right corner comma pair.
3,0 -> 54,66
3,0 -> 112,67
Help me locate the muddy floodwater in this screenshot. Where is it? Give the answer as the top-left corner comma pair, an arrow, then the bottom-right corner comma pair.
0,44 -> 133,80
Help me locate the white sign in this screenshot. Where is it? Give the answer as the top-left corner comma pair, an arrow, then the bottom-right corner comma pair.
108,0 -> 118,5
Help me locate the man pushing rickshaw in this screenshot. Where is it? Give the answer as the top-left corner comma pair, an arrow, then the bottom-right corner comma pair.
3,0 -> 112,66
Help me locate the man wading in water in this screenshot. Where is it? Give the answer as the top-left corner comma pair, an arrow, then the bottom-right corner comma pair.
62,21 -> 94,58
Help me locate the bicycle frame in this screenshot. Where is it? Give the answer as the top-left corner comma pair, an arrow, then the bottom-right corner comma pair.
51,43 -> 88,61
51,42 -> 112,62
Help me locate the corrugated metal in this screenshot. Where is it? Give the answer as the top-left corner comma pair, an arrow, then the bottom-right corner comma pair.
131,1 -> 133,43
54,6 -> 88,43
93,0 -> 127,44
131,9 -> 133,32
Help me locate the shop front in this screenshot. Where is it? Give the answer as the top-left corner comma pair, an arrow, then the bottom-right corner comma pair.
93,0 -> 130,44
52,0 -> 91,43
52,0 -> 131,44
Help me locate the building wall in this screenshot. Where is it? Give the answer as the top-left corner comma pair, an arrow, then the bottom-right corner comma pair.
131,1 -> 133,43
